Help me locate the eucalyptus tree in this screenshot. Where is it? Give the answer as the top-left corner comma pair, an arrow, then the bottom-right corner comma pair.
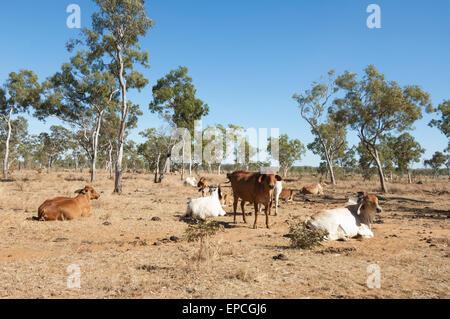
98,103 -> 142,179
390,133 -> 424,183
306,118 -> 347,184
267,134 -> 305,177
429,100 -> 449,151
337,146 -> 357,174
293,70 -> 342,185
332,65 -> 431,192
0,116 -> 29,170
424,151 -> 447,177
149,66 -> 209,179
39,51 -> 119,183
37,126 -> 73,173
0,70 -> 41,179
138,127 -> 172,183
72,0 -> 153,192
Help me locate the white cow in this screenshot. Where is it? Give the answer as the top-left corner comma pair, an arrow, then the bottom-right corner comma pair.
184,177 -> 197,187
306,193 -> 382,241
185,187 -> 227,220
272,180 -> 283,216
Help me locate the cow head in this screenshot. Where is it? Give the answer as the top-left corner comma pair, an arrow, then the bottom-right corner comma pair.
75,186 -> 100,200
258,174 -> 282,190
356,192 -> 382,225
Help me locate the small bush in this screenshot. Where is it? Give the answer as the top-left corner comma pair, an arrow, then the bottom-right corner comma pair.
286,220 -> 328,249
185,220 -> 223,243
185,220 -> 224,263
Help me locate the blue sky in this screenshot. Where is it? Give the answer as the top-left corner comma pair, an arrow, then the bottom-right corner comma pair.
0,0 -> 449,167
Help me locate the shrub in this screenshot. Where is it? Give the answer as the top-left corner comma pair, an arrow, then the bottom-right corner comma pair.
185,220 -> 224,262
286,220 -> 328,249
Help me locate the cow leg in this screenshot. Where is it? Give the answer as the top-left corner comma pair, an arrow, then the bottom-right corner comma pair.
233,198 -> 239,224
241,200 -> 247,223
264,203 -> 270,229
253,202 -> 259,229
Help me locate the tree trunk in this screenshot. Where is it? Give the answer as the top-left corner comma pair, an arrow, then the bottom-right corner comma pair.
2,108 -> 13,179
407,170 -> 412,184
47,157 -> 52,174
154,153 -> 161,183
159,146 -> 174,183
189,159 -> 192,176
90,109 -> 105,183
114,46 -> 129,194
372,148 -> 388,193
218,163 -> 221,175
181,141 -> 185,180
319,138 -> 336,185
325,156 -> 336,185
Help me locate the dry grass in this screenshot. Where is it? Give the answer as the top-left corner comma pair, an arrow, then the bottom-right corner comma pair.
0,169 -> 449,299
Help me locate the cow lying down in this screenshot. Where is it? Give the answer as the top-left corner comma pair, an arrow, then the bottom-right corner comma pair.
38,186 -> 100,221
185,186 -> 227,220
306,193 -> 382,241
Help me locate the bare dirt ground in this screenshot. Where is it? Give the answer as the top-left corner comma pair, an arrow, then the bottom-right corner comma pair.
0,170 -> 449,299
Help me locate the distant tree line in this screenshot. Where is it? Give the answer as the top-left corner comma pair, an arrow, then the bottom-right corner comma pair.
0,0 -> 449,194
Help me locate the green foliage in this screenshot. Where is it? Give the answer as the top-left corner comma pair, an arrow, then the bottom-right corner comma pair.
390,133 -> 424,173
185,220 -> 224,243
1,70 -> 41,114
293,70 -> 344,183
287,220 -> 328,250
337,146 -> 357,170
137,127 -> 172,171
332,65 -> 431,192
307,118 -> 347,164
268,134 -> 305,176
185,219 -> 224,263
424,151 -> 448,176
149,66 -> 209,134
429,100 -> 450,151
36,126 -> 74,169
0,116 -> 29,165
77,0 -> 153,85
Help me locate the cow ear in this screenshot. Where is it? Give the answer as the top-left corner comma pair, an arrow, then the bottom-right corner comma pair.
356,196 -> 366,215
258,174 -> 265,183
75,189 -> 85,194
275,175 -> 282,181
218,186 -> 223,200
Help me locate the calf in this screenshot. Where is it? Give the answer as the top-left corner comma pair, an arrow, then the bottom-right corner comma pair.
306,192 -> 382,241
220,192 -> 230,206
37,186 -> 100,221
301,182 -> 325,195
227,171 -> 282,229
197,177 -> 209,197
279,189 -> 295,201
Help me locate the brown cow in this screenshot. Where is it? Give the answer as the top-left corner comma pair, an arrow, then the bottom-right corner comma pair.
278,189 -> 295,201
37,186 -> 100,221
227,171 -> 282,229
301,182 -> 325,195
221,193 -> 230,206
197,177 -> 209,197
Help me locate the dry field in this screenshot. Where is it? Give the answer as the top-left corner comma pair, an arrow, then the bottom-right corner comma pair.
0,170 -> 449,299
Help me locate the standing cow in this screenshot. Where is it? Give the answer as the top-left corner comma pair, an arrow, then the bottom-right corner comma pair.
227,171 -> 282,229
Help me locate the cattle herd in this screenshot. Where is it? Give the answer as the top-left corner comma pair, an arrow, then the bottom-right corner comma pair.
36,170 -> 383,241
